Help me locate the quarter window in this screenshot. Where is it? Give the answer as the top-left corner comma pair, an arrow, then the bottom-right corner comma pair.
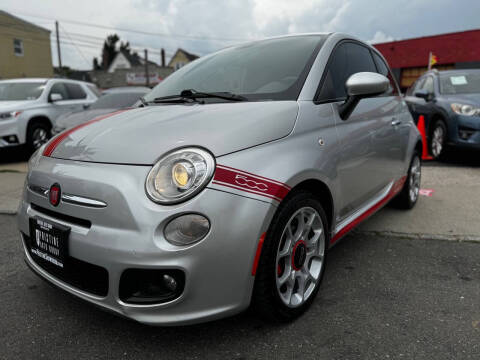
13,39 -> 24,56
317,42 -> 377,102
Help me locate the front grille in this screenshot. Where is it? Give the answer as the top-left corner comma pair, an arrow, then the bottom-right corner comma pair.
31,203 -> 91,228
23,233 -> 108,297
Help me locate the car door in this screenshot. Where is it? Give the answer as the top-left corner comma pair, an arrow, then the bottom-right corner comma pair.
64,83 -> 92,111
405,75 -> 435,125
316,41 -> 397,220
48,82 -> 76,121
371,51 -> 409,179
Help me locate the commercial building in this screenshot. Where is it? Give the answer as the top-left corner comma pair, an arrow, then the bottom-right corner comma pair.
374,29 -> 480,91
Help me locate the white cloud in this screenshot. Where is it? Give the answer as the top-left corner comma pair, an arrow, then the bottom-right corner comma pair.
2,0 -> 480,70
368,31 -> 394,44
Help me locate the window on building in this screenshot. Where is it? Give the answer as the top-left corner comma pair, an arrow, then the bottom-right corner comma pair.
13,39 -> 24,56
317,42 -> 377,102
174,62 -> 186,71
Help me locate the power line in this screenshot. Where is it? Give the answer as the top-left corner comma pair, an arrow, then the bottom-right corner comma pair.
60,24 -> 90,67
5,8 -> 251,43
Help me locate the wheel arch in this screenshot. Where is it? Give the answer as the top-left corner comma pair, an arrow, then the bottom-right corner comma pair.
283,177 -> 334,234
27,115 -> 53,132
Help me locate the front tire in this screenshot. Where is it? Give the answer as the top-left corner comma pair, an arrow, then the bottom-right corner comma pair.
429,121 -> 447,159
26,122 -> 51,153
252,191 -> 328,322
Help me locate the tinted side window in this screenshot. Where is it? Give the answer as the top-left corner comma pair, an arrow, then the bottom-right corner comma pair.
372,52 -> 399,95
318,42 -> 377,102
422,77 -> 434,94
49,82 -> 69,100
65,83 -> 87,99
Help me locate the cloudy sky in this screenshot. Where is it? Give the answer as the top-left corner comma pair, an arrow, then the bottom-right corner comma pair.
3,0 -> 480,70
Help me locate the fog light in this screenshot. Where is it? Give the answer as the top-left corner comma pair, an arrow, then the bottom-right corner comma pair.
163,274 -> 177,291
119,269 -> 185,304
2,135 -> 19,144
164,214 -> 210,246
459,129 -> 474,140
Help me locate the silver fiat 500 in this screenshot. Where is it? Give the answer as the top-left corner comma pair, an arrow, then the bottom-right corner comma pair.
18,33 -> 422,325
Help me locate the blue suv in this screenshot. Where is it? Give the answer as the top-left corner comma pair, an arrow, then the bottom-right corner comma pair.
404,69 -> 480,159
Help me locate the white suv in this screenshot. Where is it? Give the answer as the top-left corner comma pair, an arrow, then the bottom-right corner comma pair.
0,78 -> 99,151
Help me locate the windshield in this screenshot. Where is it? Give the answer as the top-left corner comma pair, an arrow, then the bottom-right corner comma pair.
439,72 -> 480,95
0,82 -> 45,101
90,92 -> 146,109
144,35 -> 325,102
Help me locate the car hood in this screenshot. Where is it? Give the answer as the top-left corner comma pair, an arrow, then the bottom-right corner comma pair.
56,108 -> 119,130
0,100 -> 39,111
49,101 -> 298,165
443,93 -> 480,105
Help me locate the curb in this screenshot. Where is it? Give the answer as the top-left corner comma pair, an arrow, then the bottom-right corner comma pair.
356,230 -> 480,243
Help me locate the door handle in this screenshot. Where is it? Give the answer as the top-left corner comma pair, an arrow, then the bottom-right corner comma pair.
391,119 -> 401,126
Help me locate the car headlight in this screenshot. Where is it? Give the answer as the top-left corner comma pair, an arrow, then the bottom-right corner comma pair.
451,103 -> 480,116
0,111 -> 22,120
145,147 -> 215,204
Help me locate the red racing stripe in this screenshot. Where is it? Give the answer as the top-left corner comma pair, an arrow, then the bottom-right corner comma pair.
213,165 -> 290,201
330,176 -> 407,244
43,109 -> 129,157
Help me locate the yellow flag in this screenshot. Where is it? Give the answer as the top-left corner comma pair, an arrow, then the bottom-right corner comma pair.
429,53 -> 438,67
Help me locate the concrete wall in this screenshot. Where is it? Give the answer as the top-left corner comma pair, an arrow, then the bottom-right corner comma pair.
89,66 -> 174,89
0,12 -> 53,79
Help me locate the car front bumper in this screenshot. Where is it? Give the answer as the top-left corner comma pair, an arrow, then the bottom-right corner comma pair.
0,117 -> 23,147
448,114 -> 480,149
17,156 -> 276,325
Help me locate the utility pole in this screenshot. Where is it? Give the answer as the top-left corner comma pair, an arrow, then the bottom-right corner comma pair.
55,21 -> 62,75
161,48 -> 165,67
144,49 -> 149,87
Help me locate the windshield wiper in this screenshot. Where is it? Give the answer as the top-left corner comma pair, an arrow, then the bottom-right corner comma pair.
152,89 -> 248,103
139,96 -> 148,107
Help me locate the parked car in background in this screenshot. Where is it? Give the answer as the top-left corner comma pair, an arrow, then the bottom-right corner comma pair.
52,88 -> 149,135
101,86 -> 151,95
0,78 -> 99,151
404,69 -> 480,159
19,33 -> 422,325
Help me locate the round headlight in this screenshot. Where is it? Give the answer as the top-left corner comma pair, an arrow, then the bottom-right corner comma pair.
146,147 -> 215,204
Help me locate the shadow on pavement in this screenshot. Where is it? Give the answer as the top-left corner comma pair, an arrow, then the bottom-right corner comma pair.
423,147 -> 480,168
0,146 -> 31,164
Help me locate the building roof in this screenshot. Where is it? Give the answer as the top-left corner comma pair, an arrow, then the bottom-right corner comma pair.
168,48 -> 199,66
374,29 -> 480,69
0,10 -> 51,34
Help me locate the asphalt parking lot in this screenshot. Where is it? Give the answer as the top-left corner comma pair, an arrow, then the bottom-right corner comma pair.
1,214 -> 479,359
1,147 -> 479,359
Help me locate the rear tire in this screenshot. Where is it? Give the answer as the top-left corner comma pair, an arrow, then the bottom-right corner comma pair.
26,122 -> 51,153
393,152 -> 421,209
252,191 -> 328,322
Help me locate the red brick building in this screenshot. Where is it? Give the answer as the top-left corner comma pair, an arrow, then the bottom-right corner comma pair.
374,29 -> 480,91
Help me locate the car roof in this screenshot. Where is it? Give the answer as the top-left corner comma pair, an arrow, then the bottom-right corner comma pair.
435,69 -> 480,76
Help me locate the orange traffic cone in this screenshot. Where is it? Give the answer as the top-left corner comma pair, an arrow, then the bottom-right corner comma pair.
417,115 -> 433,160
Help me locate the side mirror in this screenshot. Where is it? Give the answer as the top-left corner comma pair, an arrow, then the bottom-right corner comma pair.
83,103 -> 90,110
414,89 -> 432,101
49,93 -> 63,102
338,72 -> 389,120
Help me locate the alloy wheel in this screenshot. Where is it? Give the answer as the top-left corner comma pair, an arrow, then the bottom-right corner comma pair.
431,126 -> 444,158
275,207 -> 325,308
409,156 -> 421,203
32,128 -> 48,149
